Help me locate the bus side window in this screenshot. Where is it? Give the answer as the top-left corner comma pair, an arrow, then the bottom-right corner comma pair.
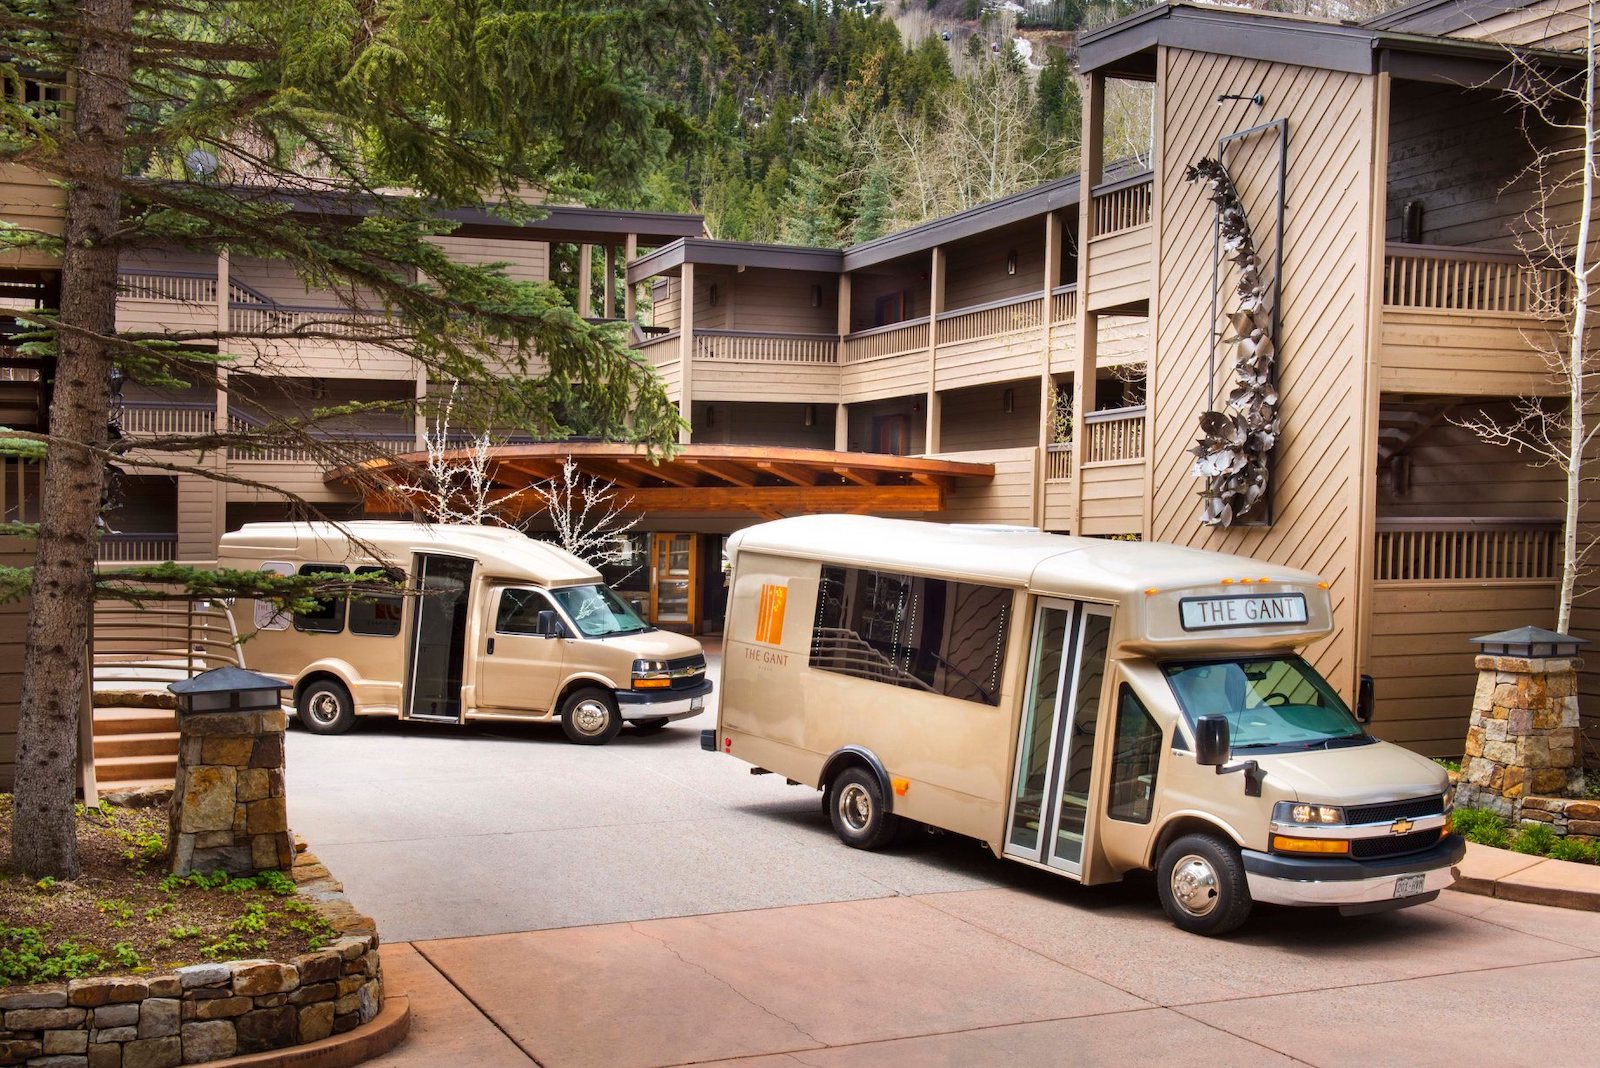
497,588 -> 554,635
1108,684 -> 1161,824
294,563 -> 349,634
349,565 -> 403,637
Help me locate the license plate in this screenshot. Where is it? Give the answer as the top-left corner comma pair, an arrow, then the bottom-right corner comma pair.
1393,874 -> 1426,898
690,696 -> 705,713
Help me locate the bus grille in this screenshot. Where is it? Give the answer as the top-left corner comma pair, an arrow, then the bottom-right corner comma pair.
1350,828 -> 1443,860
1346,795 -> 1444,826
667,654 -> 706,691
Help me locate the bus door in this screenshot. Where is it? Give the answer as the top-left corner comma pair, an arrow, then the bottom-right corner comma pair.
475,585 -> 566,714
1003,599 -> 1113,876
405,553 -> 475,721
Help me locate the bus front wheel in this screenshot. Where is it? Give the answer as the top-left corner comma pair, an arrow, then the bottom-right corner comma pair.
560,687 -> 623,745
827,767 -> 900,850
298,680 -> 355,736
1156,833 -> 1253,936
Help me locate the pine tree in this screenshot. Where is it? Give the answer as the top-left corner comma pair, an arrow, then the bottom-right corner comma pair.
0,0 -> 706,878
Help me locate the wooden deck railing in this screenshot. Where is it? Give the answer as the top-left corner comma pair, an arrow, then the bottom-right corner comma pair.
1050,285 -> 1078,325
1083,406 -> 1146,463
693,329 -> 838,364
228,302 -> 395,338
841,317 -> 930,364
226,420 -> 417,462
1092,174 -> 1153,238
118,401 -> 215,436
1382,244 -> 1569,316
632,331 -> 680,367
937,295 -> 1044,346
1045,442 -> 1072,481
96,533 -> 179,563
1373,518 -> 1560,582
118,268 -> 218,304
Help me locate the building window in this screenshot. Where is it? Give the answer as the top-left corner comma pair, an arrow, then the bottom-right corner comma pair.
809,565 -> 1009,706
348,565 -> 403,637
293,563 -> 348,634
1107,685 -> 1162,824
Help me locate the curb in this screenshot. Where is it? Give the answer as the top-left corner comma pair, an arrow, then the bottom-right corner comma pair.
1452,842 -> 1600,912
205,994 -> 411,1068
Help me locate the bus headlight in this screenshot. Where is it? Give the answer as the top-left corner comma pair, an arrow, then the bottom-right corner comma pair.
1272,801 -> 1345,826
631,659 -> 673,689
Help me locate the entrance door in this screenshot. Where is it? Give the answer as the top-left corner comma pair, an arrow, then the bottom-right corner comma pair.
649,533 -> 697,630
475,586 -> 566,714
1004,600 -> 1113,875
405,553 -> 475,721
871,414 -> 909,456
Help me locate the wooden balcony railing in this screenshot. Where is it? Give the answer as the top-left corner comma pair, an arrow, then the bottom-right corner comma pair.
937,294 -> 1044,346
1050,285 -> 1078,325
1083,405 -> 1146,463
228,302 -> 395,338
118,401 -> 214,436
841,317 -> 930,364
1373,518 -> 1560,583
1045,442 -> 1072,481
118,268 -> 218,304
96,532 -> 178,563
226,420 -> 418,462
1092,174 -> 1153,238
1382,244 -> 1569,316
632,331 -> 680,365
693,330 -> 838,364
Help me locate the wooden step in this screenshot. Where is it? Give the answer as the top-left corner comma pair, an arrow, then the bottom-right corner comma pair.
96,777 -> 175,795
93,731 -> 180,759
93,707 -> 178,736
94,753 -> 178,783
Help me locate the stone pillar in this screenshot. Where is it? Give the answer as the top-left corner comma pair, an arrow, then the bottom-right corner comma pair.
1457,626 -> 1587,818
170,705 -> 292,875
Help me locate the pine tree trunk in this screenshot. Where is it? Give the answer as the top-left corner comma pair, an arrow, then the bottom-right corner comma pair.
11,0 -> 132,878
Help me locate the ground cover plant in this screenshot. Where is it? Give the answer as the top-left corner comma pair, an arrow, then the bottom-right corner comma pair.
1451,804 -> 1600,864
0,796 -> 334,986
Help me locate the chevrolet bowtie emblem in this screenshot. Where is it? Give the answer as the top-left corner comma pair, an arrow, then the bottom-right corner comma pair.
1391,818 -> 1415,835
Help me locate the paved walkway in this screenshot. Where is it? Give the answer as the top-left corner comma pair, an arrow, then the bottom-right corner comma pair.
363,883 -> 1600,1068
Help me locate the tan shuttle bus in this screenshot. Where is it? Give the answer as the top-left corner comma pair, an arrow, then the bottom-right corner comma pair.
707,515 -> 1462,935
219,522 -> 711,745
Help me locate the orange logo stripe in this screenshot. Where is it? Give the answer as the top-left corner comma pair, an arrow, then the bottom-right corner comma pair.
755,583 -> 787,645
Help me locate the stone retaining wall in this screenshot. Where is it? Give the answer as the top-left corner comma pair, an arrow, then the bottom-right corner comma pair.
1517,796 -> 1600,838
0,849 -> 381,1068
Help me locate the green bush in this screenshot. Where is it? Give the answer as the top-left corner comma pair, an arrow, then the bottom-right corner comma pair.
1548,837 -> 1600,864
1450,806 -> 1510,848
1510,822 -> 1559,855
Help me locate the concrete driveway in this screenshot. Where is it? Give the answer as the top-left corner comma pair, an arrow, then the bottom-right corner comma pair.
284,654 -> 1600,1067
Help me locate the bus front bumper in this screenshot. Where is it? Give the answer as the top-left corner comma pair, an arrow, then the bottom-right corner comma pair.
1241,834 -> 1465,911
615,678 -> 713,722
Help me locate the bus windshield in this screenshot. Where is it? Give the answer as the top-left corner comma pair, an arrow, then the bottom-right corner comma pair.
551,584 -> 651,637
1162,657 -> 1370,752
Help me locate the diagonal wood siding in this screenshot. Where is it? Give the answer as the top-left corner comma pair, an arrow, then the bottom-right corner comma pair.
1151,49 -> 1377,700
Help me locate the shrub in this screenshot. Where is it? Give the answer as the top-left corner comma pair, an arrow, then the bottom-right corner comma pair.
1548,837 -> 1599,864
1511,822 -> 1559,856
1450,806 -> 1510,848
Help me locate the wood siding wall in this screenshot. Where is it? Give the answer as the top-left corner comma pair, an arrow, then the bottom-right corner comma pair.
943,227 -> 1045,310
1151,49 -> 1378,700
725,270 -> 838,334
430,235 -> 547,283
690,402 -> 836,449
1085,228 -> 1152,311
1380,309 -> 1564,396
0,163 -> 63,270
0,537 -> 33,790
1079,461 -> 1144,535
1378,411 -> 1565,520
928,447 -> 1037,525
938,381 -> 1042,452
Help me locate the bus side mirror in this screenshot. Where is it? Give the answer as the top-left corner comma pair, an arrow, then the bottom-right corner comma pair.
535,610 -> 567,639
1195,715 -> 1231,767
1356,674 -> 1375,724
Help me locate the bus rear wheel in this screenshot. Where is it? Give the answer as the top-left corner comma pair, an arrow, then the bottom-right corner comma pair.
827,767 -> 900,850
1156,833 -> 1253,936
298,679 -> 355,736
560,687 -> 623,745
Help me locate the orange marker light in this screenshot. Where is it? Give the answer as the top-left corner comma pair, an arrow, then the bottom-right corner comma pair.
891,777 -> 910,796
1145,588 -> 1159,596
1260,577 -> 1271,583
1221,578 -> 1234,585
1317,581 -> 1331,590
1239,577 -> 1254,584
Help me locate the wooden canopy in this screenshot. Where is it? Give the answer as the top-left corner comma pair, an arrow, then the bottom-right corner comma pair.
335,443 -> 995,521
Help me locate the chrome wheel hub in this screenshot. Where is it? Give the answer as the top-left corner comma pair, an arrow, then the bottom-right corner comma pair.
1171,853 -> 1220,917
838,783 -> 872,832
307,692 -> 340,725
572,700 -> 609,735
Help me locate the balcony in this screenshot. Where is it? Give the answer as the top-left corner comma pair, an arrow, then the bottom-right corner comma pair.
1379,244 -> 1568,396
118,400 -> 215,438
226,280 -> 413,379
1078,405 -> 1145,536
96,532 -> 178,563
1368,518 -> 1560,754
1086,174 -> 1152,313
840,319 -> 930,403
1043,442 -> 1073,532
935,295 -> 1045,391
691,329 -> 840,404
116,269 -> 219,334
1048,285 -> 1078,370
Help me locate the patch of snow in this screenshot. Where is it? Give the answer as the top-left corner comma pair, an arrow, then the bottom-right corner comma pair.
1012,37 -> 1035,66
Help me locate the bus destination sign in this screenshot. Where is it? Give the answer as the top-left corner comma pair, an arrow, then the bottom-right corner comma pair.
1179,593 -> 1308,631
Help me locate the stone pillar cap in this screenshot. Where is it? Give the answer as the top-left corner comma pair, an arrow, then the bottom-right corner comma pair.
168,666 -> 288,714
1471,626 -> 1588,658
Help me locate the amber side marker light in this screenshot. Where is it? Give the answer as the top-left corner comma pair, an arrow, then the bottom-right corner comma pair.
892,777 -> 910,796
633,678 -> 672,689
1272,835 -> 1350,855
1145,588 -> 1159,596
1317,581 -> 1331,590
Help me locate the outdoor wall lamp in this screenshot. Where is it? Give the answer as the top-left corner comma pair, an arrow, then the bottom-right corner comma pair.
1006,249 -> 1018,275
1003,388 -> 1016,414
1217,92 -> 1264,106
708,284 -> 719,306
811,284 -> 823,307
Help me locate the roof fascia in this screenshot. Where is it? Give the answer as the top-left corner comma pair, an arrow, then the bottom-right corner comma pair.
1080,5 -> 1374,76
1364,0 -> 1526,33
842,176 -> 1080,272
625,239 -> 686,283
625,239 -> 842,283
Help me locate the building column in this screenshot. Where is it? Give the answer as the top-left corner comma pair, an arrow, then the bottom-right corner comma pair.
1071,73 -> 1106,528
1037,212 -> 1063,529
925,246 -> 945,455
836,274 -> 851,452
624,234 -> 638,323
577,243 -> 593,318
604,245 -> 617,320
215,249 -> 231,513
679,262 -> 695,446
414,367 -> 428,450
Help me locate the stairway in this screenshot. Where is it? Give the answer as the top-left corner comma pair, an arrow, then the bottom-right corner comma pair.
92,704 -> 180,791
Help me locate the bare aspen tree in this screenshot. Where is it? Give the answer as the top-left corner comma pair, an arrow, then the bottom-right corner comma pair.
526,458 -> 641,572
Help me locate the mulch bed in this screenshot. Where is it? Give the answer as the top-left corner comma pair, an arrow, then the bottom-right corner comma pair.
0,794 -> 333,986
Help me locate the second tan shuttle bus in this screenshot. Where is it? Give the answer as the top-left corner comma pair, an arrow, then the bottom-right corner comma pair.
220,522 -> 711,745
708,515 -> 1462,935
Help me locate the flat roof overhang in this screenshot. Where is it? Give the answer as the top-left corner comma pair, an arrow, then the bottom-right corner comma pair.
1077,2 -> 1583,86
333,443 -> 996,521
626,239 -> 844,285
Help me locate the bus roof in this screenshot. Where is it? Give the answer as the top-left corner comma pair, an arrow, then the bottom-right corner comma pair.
727,515 -> 1326,601
218,521 -> 602,586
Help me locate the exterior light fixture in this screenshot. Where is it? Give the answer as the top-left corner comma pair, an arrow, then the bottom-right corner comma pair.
811,284 -> 823,308
804,404 -> 817,427
1006,250 -> 1018,275
168,665 -> 288,715
1472,627 -> 1587,659
708,284 -> 719,306
1003,388 -> 1015,414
